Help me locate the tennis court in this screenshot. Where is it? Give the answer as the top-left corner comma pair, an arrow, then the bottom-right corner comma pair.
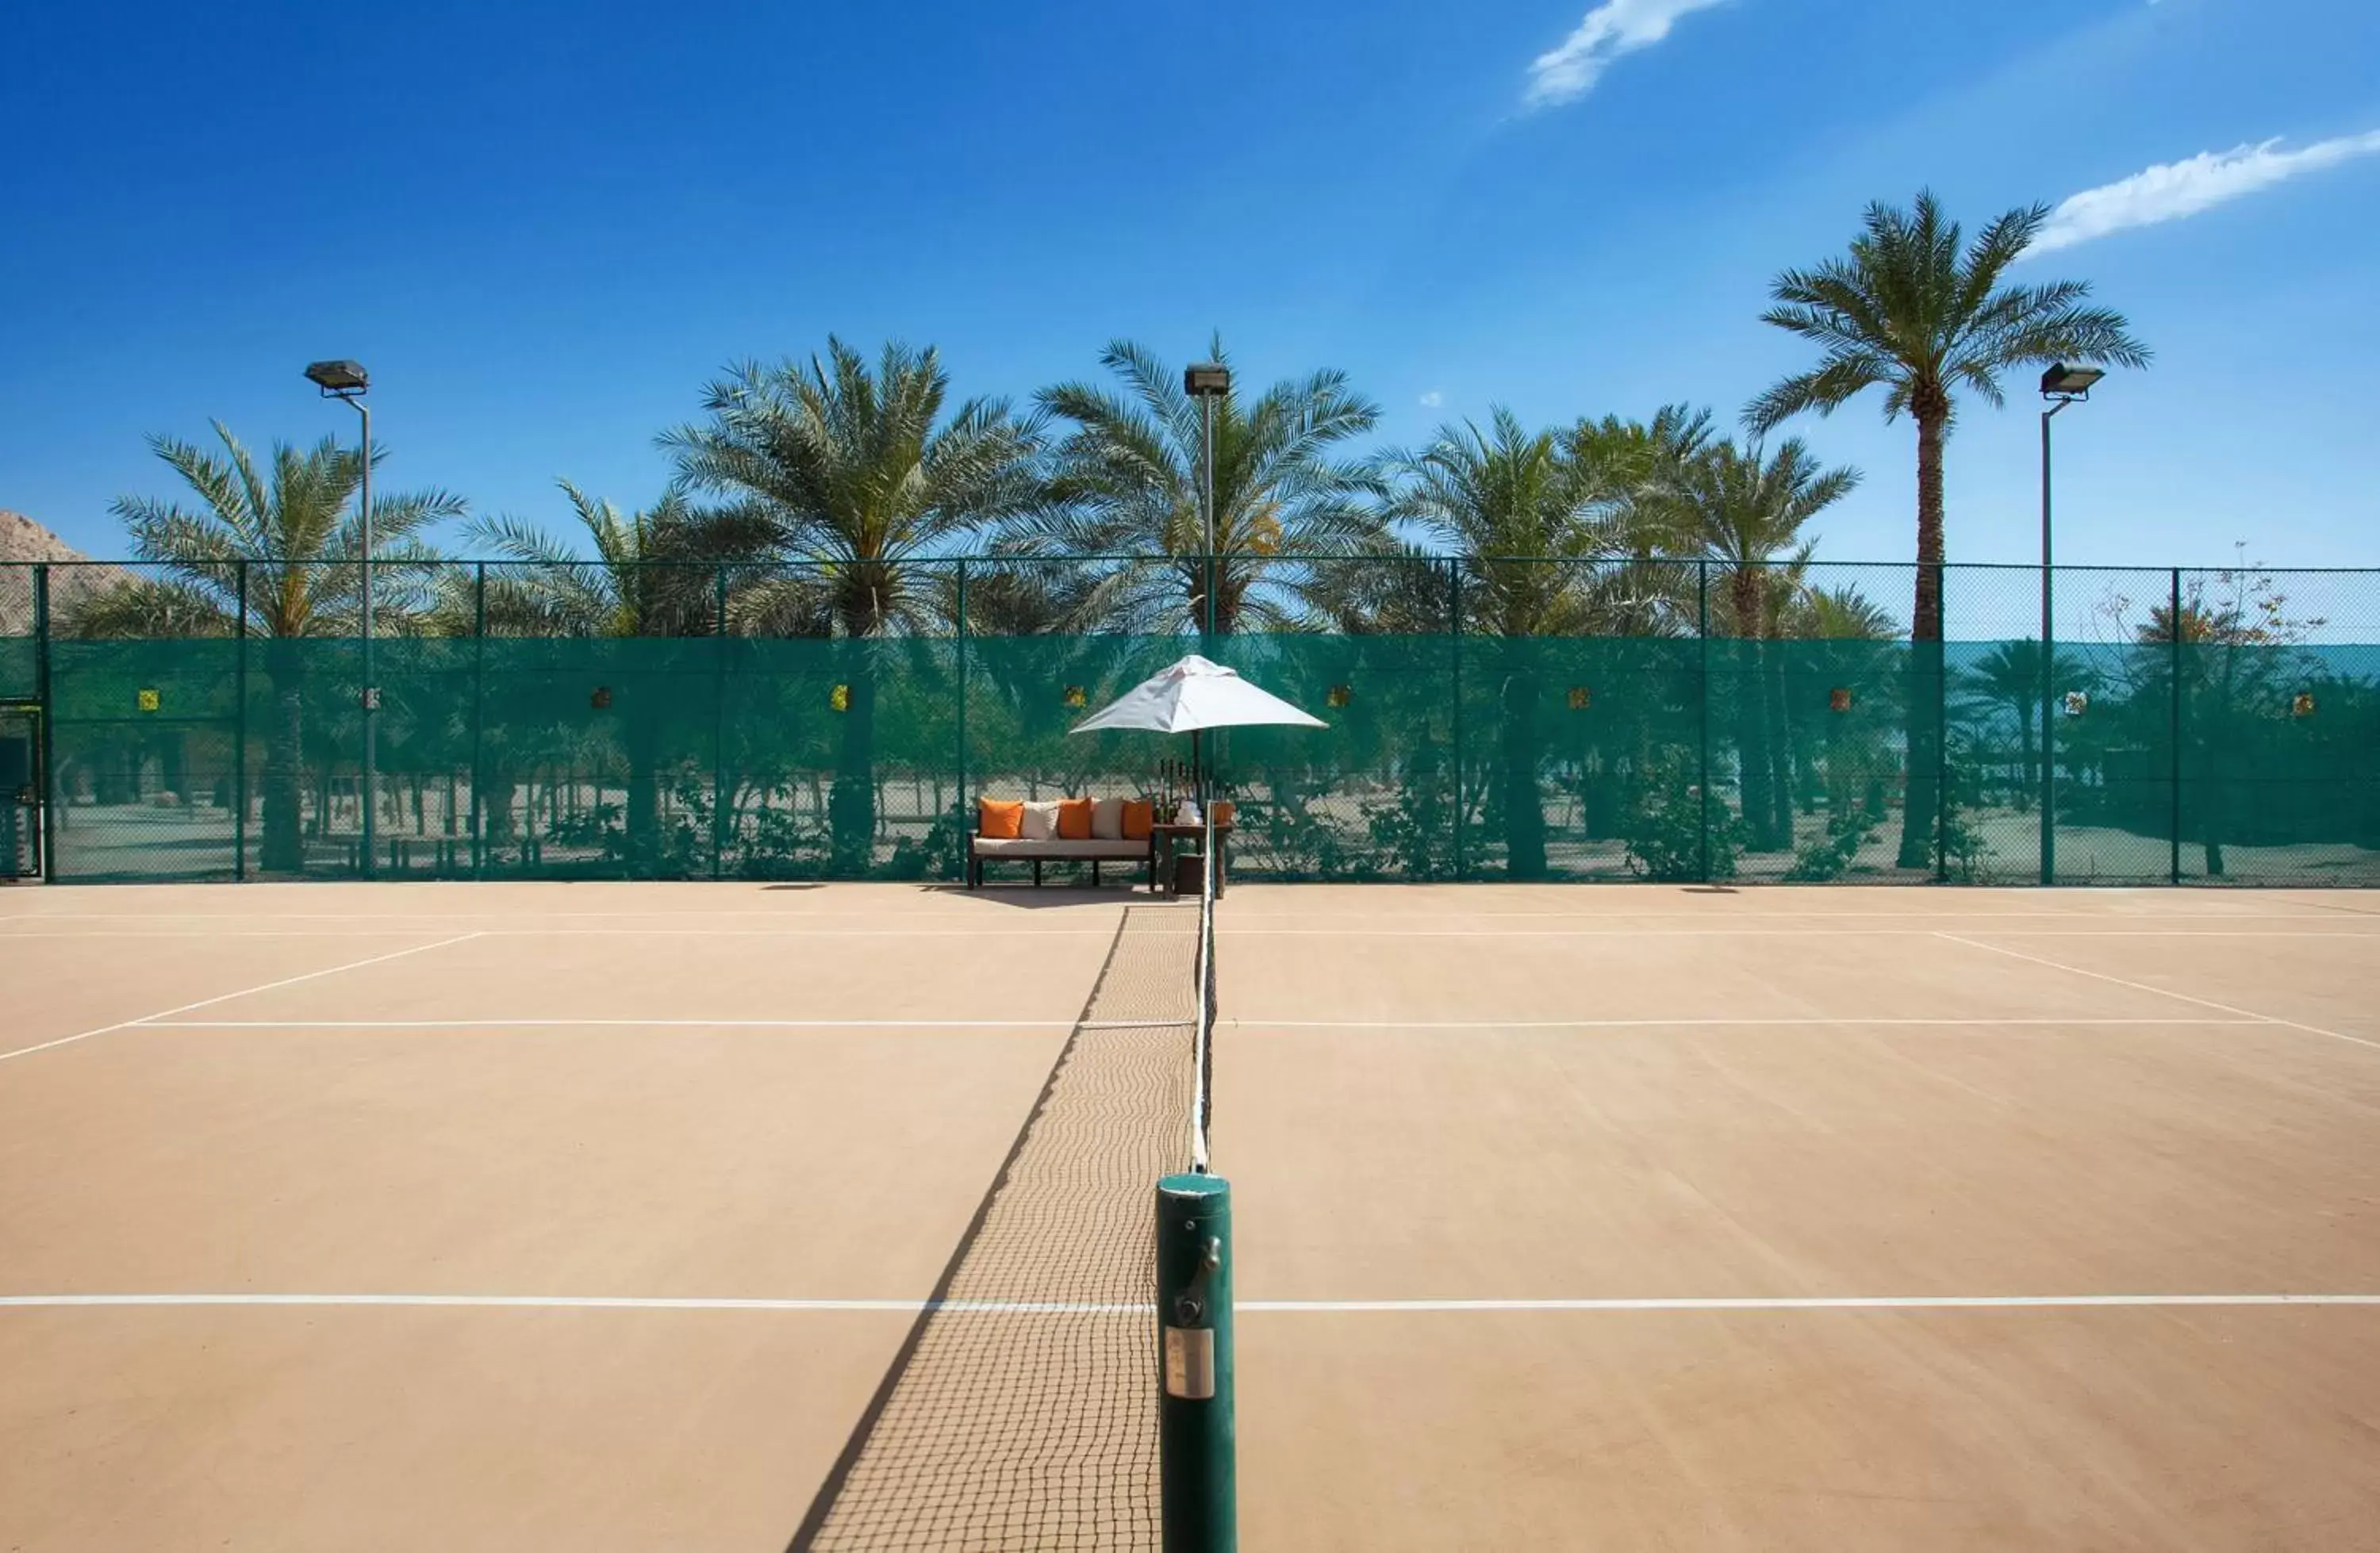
3,882 -> 2378,1549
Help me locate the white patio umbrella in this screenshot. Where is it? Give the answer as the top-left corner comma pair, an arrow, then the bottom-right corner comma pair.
1069,653 -> 1325,791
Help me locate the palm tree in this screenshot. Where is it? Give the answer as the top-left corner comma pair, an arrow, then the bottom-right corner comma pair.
1748,190 -> 2148,865
1961,639 -> 2098,811
1787,582 -> 1902,826
95,423 -> 461,871
1022,336 -> 1383,633
664,338 -> 1042,872
452,481 -> 763,872
1656,439 -> 1860,850
1385,408 -> 1633,878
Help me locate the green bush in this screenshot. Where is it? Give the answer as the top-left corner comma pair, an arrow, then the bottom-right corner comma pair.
1623,759 -> 1737,881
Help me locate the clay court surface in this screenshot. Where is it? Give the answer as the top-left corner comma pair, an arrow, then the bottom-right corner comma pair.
3,880 -> 2378,1551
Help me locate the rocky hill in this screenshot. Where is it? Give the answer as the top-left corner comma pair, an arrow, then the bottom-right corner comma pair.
0,511 -> 136,631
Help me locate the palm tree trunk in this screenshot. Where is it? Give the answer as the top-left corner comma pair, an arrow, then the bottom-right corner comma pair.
1500,651 -> 1547,880
261,644 -> 305,872
1729,573 -> 1781,851
1765,645 -> 1795,840
830,638 -> 878,875
1898,410 -> 1948,869
2013,697 -> 2036,811
624,706 -> 661,875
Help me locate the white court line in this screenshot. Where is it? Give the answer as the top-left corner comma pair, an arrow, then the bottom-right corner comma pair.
134,1018 -> 1080,1031
1228,1017 -> 2261,1030
1,1292 -> 2374,1314
1936,933 -> 2380,1055
0,934 -> 486,1065
1215,926 -> 2379,939
0,928 -> 1127,940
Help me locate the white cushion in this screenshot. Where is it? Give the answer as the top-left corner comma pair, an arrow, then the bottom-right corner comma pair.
1092,798 -> 1126,840
973,837 -> 1147,858
1019,800 -> 1060,841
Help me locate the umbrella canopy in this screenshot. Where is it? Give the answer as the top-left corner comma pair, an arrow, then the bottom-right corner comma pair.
1069,654 -> 1326,736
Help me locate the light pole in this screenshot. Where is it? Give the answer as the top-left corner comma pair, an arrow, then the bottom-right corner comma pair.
2038,362 -> 2103,887
1184,363 -> 1230,642
306,359 -> 375,877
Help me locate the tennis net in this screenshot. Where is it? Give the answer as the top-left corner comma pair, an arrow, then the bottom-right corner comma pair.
1188,810 -> 1218,1175
793,895 -> 1207,1551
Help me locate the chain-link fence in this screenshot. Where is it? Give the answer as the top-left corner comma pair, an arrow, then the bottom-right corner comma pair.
10,557 -> 2377,886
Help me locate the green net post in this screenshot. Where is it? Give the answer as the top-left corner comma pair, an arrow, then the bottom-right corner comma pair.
1697,558 -> 1711,883
1157,1171 -> 1234,1553
2169,566 -> 2182,884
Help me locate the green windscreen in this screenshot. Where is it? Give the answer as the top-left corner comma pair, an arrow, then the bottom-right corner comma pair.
26,559 -> 2380,887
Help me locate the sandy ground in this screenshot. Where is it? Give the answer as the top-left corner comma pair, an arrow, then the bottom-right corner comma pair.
2,880 -> 2375,1551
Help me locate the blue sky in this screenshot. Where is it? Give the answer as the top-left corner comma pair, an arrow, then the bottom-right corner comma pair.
5,0 -> 2376,579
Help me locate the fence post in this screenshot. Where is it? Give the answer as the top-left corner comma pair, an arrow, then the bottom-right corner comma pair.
1697,558 -> 1711,884
469,563 -> 486,877
955,560 -> 969,849
712,566 -> 729,881
1934,563 -> 1950,884
33,563 -> 56,880
1448,560 -> 1464,880
234,562 -> 249,880
2040,558 -> 2056,886
2169,567 -> 2182,884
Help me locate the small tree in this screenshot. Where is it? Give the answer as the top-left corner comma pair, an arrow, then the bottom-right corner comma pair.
94,424 -> 460,870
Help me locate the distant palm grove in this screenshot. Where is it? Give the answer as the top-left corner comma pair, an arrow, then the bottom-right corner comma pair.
10,194 -> 2377,889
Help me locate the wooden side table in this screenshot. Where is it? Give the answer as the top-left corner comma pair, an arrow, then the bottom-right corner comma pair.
1150,821 -> 1233,897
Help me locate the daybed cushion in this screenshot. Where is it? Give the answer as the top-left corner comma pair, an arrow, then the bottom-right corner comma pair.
978,799 -> 1023,838
1122,799 -> 1154,840
1058,797 -> 1094,839
1019,800 -> 1061,841
1092,798 -> 1126,840
971,837 -> 1148,858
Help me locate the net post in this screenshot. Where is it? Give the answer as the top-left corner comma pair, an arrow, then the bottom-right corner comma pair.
234,560 -> 249,880
1156,1171 -> 1235,1553
2168,566 -> 2182,884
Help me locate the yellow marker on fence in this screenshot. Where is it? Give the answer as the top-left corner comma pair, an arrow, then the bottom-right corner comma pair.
136,689 -> 160,712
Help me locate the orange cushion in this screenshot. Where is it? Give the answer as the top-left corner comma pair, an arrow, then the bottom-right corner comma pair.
978,799 -> 1023,839
1208,800 -> 1234,827
1057,797 -> 1094,840
1120,800 -> 1154,841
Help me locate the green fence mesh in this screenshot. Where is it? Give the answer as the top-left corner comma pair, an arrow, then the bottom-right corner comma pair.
14,558 -> 2379,886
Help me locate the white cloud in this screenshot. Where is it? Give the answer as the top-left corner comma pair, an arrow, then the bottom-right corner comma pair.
1418,390 -> 1444,408
1523,0 -> 1730,110
2032,130 -> 2380,254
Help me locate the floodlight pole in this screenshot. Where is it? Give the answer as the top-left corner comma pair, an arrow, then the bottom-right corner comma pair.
1184,362 -> 1231,798
2040,397 -> 2062,888
1202,393 -> 1216,642
2036,364 -> 2103,888
310,362 -> 376,877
